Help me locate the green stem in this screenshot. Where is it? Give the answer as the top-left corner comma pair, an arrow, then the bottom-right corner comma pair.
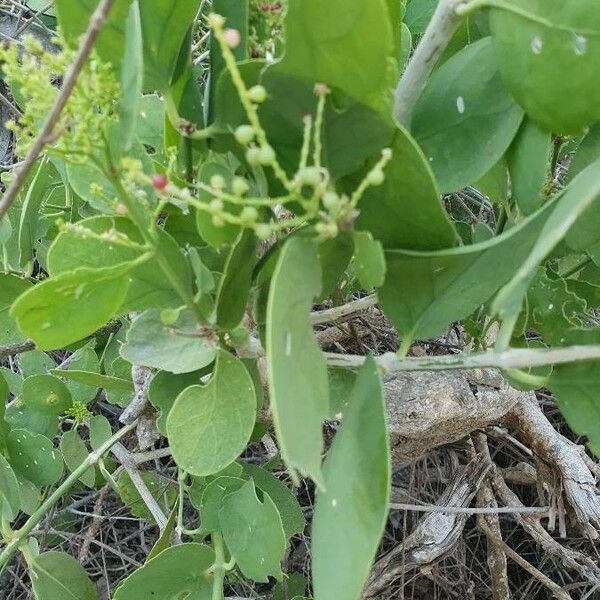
505,368 -> 548,389
211,531 -> 226,600
495,313 -> 518,352
0,421 -> 136,573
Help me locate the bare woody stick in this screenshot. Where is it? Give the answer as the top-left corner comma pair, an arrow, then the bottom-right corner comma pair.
0,0 -> 116,222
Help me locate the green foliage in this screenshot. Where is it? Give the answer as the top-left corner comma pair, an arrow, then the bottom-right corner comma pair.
167,349 -> 256,476
1,0 -> 600,597
312,357 -> 390,600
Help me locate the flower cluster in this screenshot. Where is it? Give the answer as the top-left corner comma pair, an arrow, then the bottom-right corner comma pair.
0,35 -> 119,160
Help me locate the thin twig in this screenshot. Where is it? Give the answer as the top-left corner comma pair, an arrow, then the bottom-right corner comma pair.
389,503 -> 549,515
310,294 -> 378,326
0,0 -> 116,222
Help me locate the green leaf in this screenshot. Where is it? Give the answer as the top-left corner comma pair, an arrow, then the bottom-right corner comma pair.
10,263 -> 136,350
327,367 -> 358,421
55,0 -> 132,74
116,470 -> 177,522
167,350 -> 256,476
272,573 -> 308,600
7,429 -> 63,487
5,399 -> 58,438
140,0 -> 202,91
89,415 -> 112,451
121,309 -> 216,374
489,0 -> 600,134
317,232 -> 354,300
220,479 -> 286,582
356,127 -> 456,250
568,123 -> 600,183
548,329 -> 600,456
507,119 -> 552,215
411,37 -> 524,193
49,216 -> 191,313
243,464 -> 306,540
22,374 -> 72,415
494,158 -> 600,319
113,544 -> 214,600
30,551 -> 98,600
196,475 -> 246,533
216,230 -> 257,330
526,270 -> 585,345
148,370 -> 203,436
353,232 -> 386,289
18,156 -> 51,268
120,0 -> 144,152
0,453 -> 21,521
18,350 -> 55,378
266,237 -> 329,486
405,0 -> 438,35
50,370 -> 134,394
60,429 -> 95,488
279,0 -> 393,110
0,274 -> 32,345
56,345 -> 101,405
312,357 -> 390,600
380,200 -> 554,341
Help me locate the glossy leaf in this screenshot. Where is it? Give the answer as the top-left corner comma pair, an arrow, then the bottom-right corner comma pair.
30,551 -> 98,600
313,357 -> 389,600
266,237 -> 329,486
112,544 -> 214,600
380,200 -> 554,340
7,429 -> 63,487
121,309 -> 216,374
167,350 -> 256,476
22,374 -> 72,415
489,0 -> 600,134
356,127 -> 456,250
411,37 -> 524,193
220,479 -> 286,582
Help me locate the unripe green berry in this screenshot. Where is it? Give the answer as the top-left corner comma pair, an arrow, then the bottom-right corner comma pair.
367,168 -> 385,186
234,124 -> 255,145
246,147 -> 261,166
207,13 -> 226,28
247,85 -> 267,103
322,191 -> 341,212
258,145 -> 276,165
210,174 -> 226,190
212,215 -> 226,228
316,222 -> 339,238
240,206 -> 259,224
297,166 -> 321,187
232,177 -> 249,197
254,223 -> 272,240
209,198 -> 224,213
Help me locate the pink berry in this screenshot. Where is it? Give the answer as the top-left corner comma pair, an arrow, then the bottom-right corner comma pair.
271,2 -> 282,11
151,174 -> 168,191
260,2 -> 270,11
223,28 -> 241,49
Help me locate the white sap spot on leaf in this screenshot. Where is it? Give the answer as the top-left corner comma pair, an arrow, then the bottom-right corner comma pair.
74,284 -> 85,300
284,331 -> 292,356
548,303 -> 554,310
335,412 -> 343,420
41,322 -> 51,330
531,36 -> 543,54
331,498 -> 338,507
456,96 -> 465,114
33,460 -> 38,465
573,34 -> 587,56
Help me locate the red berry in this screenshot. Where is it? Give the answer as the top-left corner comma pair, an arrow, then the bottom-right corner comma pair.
151,174 -> 168,191
271,2 -> 281,11
260,3 -> 270,12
